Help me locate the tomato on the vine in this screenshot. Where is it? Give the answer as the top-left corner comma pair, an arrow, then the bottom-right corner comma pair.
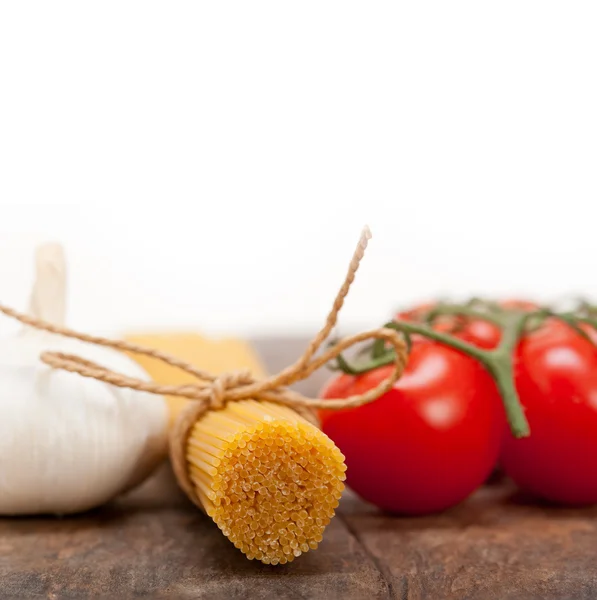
328,296 -> 597,512
501,321 -> 597,505
400,303 -> 597,506
319,340 -> 505,515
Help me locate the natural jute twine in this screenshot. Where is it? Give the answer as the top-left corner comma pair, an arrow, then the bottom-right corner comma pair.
0,227 -> 408,508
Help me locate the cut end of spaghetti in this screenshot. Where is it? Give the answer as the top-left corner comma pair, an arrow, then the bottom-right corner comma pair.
187,400 -> 346,564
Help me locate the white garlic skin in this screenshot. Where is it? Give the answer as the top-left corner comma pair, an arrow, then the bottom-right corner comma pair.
0,243 -> 169,515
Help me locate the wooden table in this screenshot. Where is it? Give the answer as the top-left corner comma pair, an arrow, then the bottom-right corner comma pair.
1,339 -> 596,599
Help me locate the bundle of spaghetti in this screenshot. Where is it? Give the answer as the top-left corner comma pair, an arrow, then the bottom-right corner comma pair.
186,399 -> 345,563
125,334 -> 347,563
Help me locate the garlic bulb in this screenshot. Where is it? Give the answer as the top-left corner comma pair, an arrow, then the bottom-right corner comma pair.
0,243 -> 169,515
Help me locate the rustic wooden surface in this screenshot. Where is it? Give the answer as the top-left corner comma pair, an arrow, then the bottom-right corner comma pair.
1,338 -> 597,599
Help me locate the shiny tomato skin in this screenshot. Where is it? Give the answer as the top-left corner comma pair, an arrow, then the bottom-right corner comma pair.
457,320 -> 501,349
319,342 -> 505,515
501,323 -> 597,505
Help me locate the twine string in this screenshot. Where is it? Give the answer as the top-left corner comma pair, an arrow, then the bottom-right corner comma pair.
0,227 -> 408,508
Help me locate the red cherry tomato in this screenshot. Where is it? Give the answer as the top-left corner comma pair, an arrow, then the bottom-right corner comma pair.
319,341 -> 505,515
501,321 -> 597,505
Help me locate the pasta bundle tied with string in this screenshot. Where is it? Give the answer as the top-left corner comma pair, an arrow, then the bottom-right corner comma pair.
0,227 -> 408,564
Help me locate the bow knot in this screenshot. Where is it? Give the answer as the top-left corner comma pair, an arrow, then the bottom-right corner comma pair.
206,369 -> 253,410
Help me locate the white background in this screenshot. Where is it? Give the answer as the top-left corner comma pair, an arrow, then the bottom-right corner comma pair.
0,3 -> 596,337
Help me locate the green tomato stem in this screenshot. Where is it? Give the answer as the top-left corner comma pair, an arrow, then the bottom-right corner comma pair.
484,351 -> 529,437
424,304 -> 504,326
333,348 -> 401,375
384,321 -> 487,361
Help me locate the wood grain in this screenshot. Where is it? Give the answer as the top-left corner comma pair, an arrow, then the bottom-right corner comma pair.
0,338 -> 596,599
0,465 -> 388,600
341,483 -> 597,600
